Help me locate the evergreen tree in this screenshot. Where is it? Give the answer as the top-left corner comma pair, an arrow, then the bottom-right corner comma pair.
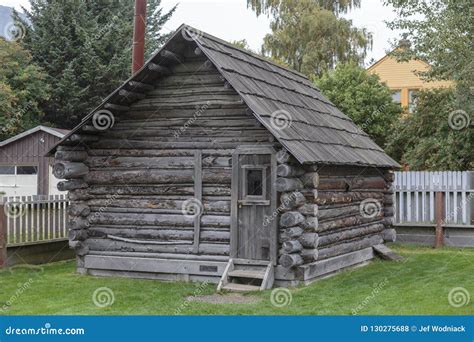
14,0 -> 176,128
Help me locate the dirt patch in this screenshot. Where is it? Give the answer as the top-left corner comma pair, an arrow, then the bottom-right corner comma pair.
187,293 -> 261,305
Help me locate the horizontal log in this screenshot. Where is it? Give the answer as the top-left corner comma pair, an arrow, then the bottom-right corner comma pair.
301,249 -> 318,263
276,164 -> 304,177
282,240 -> 303,253
68,217 -> 90,230
53,162 -> 89,179
318,235 -> 383,260
300,172 -> 320,188
86,156 -> 231,169
276,149 -> 296,164
88,227 -> 229,242
55,150 -> 88,162
69,229 -> 88,241
318,215 -> 383,233
284,226 -> 304,238
68,204 -> 91,217
86,238 -> 228,255
318,204 -> 360,221
87,212 -> 230,228
128,81 -> 154,91
280,211 -> 305,228
313,192 -> 384,205
301,217 -> 318,231
148,63 -> 170,74
382,228 -> 396,242
279,253 -> 303,268
297,203 -> 318,216
66,134 -> 99,144
118,89 -> 146,99
275,177 -> 304,192
298,233 -> 319,248
68,189 -> 90,201
280,191 -> 306,210
86,198 -> 230,214
383,216 -> 394,226
69,241 -> 89,256
87,185 -> 230,197
85,169 -> 230,185
57,179 -> 88,191
318,223 -> 384,247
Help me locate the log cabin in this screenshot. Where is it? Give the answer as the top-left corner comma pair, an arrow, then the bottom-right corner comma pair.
47,24 -> 400,290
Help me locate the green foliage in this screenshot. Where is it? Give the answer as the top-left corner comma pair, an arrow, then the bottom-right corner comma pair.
386,88 -> 473,170
385,0 -> 472,126
230,39 -> 253,52
316,63 -> 402,148
247,0 -> 361,16
0,39 -> 50,140
14,0 -> 175,128
251,0 -> 371,78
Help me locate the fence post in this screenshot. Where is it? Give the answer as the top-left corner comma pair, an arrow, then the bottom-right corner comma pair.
434,191 -> 445,248
0,202 -> 7,268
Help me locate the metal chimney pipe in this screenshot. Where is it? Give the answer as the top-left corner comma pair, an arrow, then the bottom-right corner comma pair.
132,0 -> 147,74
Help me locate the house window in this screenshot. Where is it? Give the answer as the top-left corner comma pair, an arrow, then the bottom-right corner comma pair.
391,90 -> 401,104
0,166 -> 15,174
408,89 -> 419,113
17,166 -> 38,175
246,169 -> 264,196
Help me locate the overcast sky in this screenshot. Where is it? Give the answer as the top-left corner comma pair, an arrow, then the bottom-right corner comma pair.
1,0 -> 402,66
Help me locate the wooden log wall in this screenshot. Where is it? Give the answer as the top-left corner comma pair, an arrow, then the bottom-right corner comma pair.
276,148 -> 395,269
54,44 -> 276,267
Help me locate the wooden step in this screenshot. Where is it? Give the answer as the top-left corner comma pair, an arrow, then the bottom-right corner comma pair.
221,283 -> 261,292
233,258 -> 270,266
228,269 -> 266,279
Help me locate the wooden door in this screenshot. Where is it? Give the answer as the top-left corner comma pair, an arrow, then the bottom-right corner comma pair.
231,146 -> 277,264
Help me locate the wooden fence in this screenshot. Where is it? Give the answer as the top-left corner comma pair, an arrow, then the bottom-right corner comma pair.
0,195 -> 69,247
393,171 -> 473,226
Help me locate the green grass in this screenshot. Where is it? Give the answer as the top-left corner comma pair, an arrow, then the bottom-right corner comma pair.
0,245 -> 473,315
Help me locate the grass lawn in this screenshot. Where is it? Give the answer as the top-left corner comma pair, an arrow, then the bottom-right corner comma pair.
0,245 -> 473,315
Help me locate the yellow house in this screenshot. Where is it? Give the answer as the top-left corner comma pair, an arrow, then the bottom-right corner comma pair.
367,51 -> 453,113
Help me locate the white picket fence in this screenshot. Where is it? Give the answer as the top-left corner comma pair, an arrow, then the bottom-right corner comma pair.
393,171 -> 473,226
1,194 -> 69,246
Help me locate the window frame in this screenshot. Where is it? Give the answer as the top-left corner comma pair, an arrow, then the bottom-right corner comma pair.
240,164 -> 269,205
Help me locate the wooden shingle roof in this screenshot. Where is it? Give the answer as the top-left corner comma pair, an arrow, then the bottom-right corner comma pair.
48,24 -> 399,168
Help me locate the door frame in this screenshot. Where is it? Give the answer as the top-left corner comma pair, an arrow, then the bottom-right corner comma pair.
230,145 -> 277,265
